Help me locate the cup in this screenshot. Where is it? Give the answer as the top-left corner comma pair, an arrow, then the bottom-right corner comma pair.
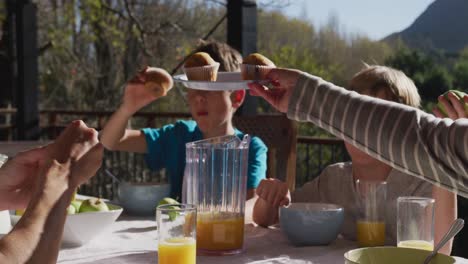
355,180 -> 387,247
397,196 -> 435,251
157,204 -> 197,264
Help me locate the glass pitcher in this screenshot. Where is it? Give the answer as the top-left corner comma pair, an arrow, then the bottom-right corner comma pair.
184,134 -> 250,256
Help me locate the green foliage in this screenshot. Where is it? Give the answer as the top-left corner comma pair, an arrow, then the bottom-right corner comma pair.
257,11 -> 391,137
258,11 -> 392,88
385,47 -> 454,104
454,47 -> 468,90
0,1 -> 5,23
37,0 -> 225,111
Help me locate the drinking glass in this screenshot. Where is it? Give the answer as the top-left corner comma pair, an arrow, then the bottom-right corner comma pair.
355,180 -> 387,247
157,204 -> 197,264
397,196 -> 435,251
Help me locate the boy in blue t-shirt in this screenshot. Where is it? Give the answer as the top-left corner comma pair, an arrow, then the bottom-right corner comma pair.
100,41 -> 267,206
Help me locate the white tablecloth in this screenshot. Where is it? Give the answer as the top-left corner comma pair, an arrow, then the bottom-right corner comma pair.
57,216 -> 468,264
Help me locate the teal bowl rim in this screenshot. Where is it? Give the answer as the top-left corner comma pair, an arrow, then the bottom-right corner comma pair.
281,202 -> 344,212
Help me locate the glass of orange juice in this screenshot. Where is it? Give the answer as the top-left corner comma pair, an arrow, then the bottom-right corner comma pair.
356,180 -> 387,247
157,204 -> 197,264
397,197 -> 435,251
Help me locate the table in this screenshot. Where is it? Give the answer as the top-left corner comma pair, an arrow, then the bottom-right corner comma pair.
58,216 -> 352,264
57,216 -> 468,264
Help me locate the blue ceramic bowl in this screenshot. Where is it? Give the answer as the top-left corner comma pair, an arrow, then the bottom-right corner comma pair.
117,182 -> 171,216
280,203 -> 344,246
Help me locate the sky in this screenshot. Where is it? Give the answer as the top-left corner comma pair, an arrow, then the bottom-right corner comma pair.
278,0 -> 435,40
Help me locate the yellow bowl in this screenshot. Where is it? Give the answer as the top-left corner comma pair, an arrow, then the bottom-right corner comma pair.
345,247 -> 455,264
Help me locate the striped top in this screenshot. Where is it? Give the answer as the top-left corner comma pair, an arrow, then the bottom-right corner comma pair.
287,72 -> 468,197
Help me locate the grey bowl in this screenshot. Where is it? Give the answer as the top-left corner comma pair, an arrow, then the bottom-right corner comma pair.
117,182 -> 171,216
280,203 -> 344,246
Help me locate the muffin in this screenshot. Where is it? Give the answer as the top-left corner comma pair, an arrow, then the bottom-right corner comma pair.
241,53 -> 276,80
143,67 -> 173,97
183,52 -> 220,81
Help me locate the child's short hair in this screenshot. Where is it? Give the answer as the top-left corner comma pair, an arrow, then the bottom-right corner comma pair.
194,40 -> 242,72
348,65 -> 421,108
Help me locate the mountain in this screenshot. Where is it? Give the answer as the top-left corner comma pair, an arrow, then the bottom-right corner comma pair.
384,0 -> 468,53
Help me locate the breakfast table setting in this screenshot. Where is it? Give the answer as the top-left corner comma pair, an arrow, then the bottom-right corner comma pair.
3,124 -> 468,264
55,214 -> 468,264
56,215 -> 356,264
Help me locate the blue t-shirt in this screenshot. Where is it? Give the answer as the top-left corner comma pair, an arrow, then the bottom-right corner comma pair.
142,120 -> 268,199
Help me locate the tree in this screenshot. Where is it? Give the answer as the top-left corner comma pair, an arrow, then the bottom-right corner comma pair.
257,10 -> 392,136
454,47 -> 468,91
37,0 -> 226,111
386,47 -> 453,103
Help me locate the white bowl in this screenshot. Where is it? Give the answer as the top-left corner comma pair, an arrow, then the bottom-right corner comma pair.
10,200 -> 122,247
280,203 -> 344,246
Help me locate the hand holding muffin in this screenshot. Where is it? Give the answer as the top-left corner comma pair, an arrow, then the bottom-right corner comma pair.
241,53 -> 276,81
122,66 -> 173,114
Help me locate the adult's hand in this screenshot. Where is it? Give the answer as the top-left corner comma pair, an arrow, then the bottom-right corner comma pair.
433,92 -> 468,119
46,120 -> 102,188
248,68 -> 302,113
0,120 -> 101,210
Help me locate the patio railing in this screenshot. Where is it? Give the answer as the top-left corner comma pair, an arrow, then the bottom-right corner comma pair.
0,107 -> 17,141
1,109 -> 349,199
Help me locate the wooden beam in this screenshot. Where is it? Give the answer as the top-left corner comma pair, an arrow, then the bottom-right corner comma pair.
15,0 -> 40,140
227,0 -> 258,116
0,2 -> 15,107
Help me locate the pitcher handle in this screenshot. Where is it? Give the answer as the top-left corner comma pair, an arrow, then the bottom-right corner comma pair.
240,134 -> 251,148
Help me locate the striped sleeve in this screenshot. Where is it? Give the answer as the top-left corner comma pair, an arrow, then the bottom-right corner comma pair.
287,72 -> 468,197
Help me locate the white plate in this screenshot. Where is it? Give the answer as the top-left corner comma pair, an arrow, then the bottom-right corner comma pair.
173,72 -> 269,91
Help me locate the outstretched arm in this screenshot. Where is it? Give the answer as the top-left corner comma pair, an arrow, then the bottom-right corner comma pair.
0,121 -> 103,264
249,69 -> 468,197
100,68 -> 171,153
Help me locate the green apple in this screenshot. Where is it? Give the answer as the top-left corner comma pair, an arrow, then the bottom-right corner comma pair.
158,197 -> 179,206
71,200 -> 83,212
67,204 -> 76,215
166,206 -> 180,221
438,90 -> 468,116
157,197 -> 180,221
71,189 -> 77,201
78,198 -> 109,213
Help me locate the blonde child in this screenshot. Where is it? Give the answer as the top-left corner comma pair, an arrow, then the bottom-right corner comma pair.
253,65 -> 456,254
100,41 -> 267,204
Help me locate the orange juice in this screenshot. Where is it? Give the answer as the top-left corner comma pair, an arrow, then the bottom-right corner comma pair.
356,221 -> 386,247
197,212 -> 244,252
158,237 -> 196,264
15,209 -> 26,216
398,240 -> 434,251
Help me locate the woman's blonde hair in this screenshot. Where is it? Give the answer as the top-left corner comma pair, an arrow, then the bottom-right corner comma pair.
348,65 -> 421,108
